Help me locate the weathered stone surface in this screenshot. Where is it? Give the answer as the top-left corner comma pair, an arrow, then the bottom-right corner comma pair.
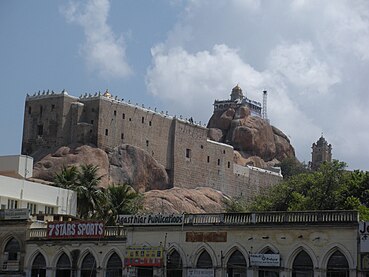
108,144 -> 170,192
33,144 -> 110,186
32,144 -> 170,191
207,105 -> 295,166
207,128 -> 223,142
143,187 -> 226,214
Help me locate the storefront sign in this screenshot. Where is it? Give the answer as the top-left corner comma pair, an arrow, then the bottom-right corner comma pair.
250,254 -> 280,266
0,209 -> 29,220
125,246 -> 163,267
117,214 -> 184,226
47,221 -> 104,239
187,269 -> 214,277
359,222 -> 369,252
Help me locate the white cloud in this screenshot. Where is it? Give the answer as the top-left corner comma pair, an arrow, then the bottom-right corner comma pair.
146,0 -> 369,169
268,41 -> 340,95
61,0 -> 132,79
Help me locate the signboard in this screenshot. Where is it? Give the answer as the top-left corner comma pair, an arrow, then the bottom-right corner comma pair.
125,246 -> 163,267
187,269 -> 214,277
47,221 -> 104,239
360,222 -> 369,252
0,209 -> 29,220
250,254 -> 280,267
117,214 -> 184,226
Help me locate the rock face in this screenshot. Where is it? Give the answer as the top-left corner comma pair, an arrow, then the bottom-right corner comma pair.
208,106 -> 295,167
33,144 -> 170,191
108,144 -> 170,192
33,144 -> 110,186
143,187 -> 226,214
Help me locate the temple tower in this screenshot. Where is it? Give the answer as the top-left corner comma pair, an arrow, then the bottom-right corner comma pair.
311,135 -> 332,170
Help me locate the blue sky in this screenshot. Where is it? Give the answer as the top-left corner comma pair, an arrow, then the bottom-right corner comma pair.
1,0 -> 369,170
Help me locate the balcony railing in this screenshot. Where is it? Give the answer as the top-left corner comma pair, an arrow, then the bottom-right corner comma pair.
183,211 -> 358,225
1,260 -> 19,271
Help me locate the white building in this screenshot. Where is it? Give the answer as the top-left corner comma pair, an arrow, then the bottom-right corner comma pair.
0,155 -> 77,216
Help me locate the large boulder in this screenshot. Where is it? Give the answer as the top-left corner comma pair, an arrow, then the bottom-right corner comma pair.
108,144 -> 170,192
207,105 -> 295,166
32,144 -> 170,191
143,187 -> 226,214
33,144 -> 110,186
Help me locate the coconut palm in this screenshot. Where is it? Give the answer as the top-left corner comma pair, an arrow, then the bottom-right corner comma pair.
101,183 -> 142,225
75,164 -> 105,219
53,165 -> 79,189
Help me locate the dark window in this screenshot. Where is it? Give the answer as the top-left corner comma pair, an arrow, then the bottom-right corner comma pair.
201,145 -> 204,149
196,251 -> 212,268
146,140 -> 149,147
37,125 -> 43,136
149,121 -> 152,126
5,238 -> 20,261
81,253 -> 96,277
123,113 -> 125,119
28,106 -> 32,114
186,149 -> 191,159
327,250 -> 349,277
129,118 -> 131,121
31,253 -> 46,277
227,250 -> 247,277
292,250 -> 313,277
91,120 -> 94,124
51,104 -> 55,111
114,110 -> 116,116
218,159 -> 220,166
223,150 -> 225,154
106,253 -> 122,277
40,105 -> 43,116
121,133 -> 124,140
167,250 -> 182,277
228,162 -> 231,168
105,129 -> 108,136
142,117 -> 145,123
207,156 -> 210,163
56,253 -> 71,277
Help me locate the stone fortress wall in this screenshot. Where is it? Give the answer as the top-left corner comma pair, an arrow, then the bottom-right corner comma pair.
22,90 -> 282,198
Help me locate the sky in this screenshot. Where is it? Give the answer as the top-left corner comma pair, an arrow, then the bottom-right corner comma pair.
1,0 -> 369,170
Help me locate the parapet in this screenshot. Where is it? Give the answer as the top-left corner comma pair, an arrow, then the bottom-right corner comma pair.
0,155 -> 33,179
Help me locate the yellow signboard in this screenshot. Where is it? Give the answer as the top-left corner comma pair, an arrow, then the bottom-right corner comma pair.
125,246 -> 163,267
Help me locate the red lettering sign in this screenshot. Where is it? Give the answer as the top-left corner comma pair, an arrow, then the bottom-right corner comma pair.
47,221 -> 104,239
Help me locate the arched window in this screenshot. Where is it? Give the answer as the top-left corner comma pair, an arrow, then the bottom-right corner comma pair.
258,249 -> 279,277
31,253 -> 46,277
196,250 -> 212,268
227,250 -> 247,277
56,253 -> 71,277
327,250 -> 349,277
106,253 -> 122,277
81,253 -> 96,277
292,250 -> 313,277
167,249 -> 183,277
4,238 -> 20,261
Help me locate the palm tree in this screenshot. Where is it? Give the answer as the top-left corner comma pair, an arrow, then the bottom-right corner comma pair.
102,184 -> 142,225
54,165 -> 79,189
75,164 -> 105,219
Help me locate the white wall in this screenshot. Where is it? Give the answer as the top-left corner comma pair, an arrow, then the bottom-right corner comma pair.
0,175 -> 77,216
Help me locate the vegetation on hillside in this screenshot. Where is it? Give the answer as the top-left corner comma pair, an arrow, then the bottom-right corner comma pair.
226,160 -> 369,220
54,164 -> 142,223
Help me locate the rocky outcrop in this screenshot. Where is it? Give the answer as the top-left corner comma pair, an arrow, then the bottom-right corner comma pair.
143,187 -> 226,214
32,144 -> 170,191
108,144 -> 170,192
208,106 -> 295,167
33,144 -> 110,186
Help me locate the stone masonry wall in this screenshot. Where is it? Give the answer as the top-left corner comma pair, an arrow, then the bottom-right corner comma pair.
22,92 -> 282,197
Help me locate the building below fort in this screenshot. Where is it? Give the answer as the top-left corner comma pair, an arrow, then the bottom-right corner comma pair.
22,88 -> 282,198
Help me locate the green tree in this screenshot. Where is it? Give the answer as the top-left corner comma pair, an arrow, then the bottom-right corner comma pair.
75,164 -> 104,219
99,184 -> 142,225
54,165 -> 79,189
230,160 -> 369,220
